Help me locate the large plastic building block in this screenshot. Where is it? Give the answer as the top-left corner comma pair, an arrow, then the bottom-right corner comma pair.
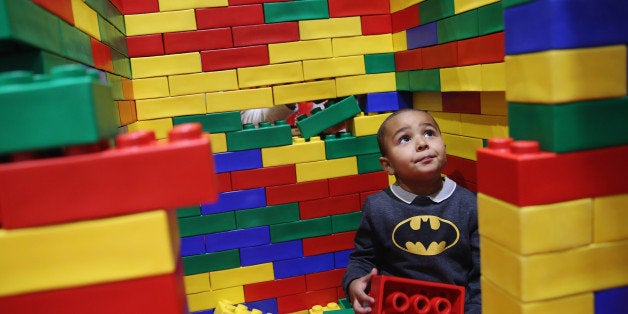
302,231 -> 356,256
476,2 -> 503,35
0,65 -> 119,154
181,235 -> 205,257
201,45 -> 270,72
0,0 -> 63,54
174,111 -> 243,134
184,272 -> 211,294
32,0 -> 74,24
297,95 -> 361,139
357,152 -> 383,173
231,164 -> 296,190
187,285 -> 245,312
406,69 -> 441,92
182,249 -> 241,276
391,4 -> 419,33
266,179 -> 330,205
295,156 -> 358,182
309,302 -> 341,314
237,61 -> 304,88
395,48 -> 423,72
336,72 -> 396,97
196,4 -> 264,29
593,194 -> 628,243
306,269 -> 345,291
422,41 -> 458,69
269,38 -> 333,64
299,193 -> 361,219
477,138 -> 628,206
504,0 -> 628,55
135,94 -> 206,120
442,154 -> 477,186
210,263 -> 275,290
406,22 -> 438,49
273,80 -> 337,106
130,52 -> 201,79
328,171 -> 389,196
440,65 -> 482,92
270,216 -> 332,243
369,274 -> 465,314
59,19 -> 94,66
299,16 -> 362,40
361,14 -> 392,35
508,97 -> 628,153
232,22 -> 299,47
178,211 -> 236,238
348,112 -> 391,136
442,92 -> 481,114
90,37 -> 114,72
364,53 -> 395,74
437,9 -> 479,44
126,33 -> 164,57
277,287 -> 339,313
328,0 -> 389,18
213,149 -> 263,173
457,32 -> 504,66
263,0 -> 329,23
331,211 -> 362,233
124,9 -> 196,36
240,240 -> 303,266
595,285 -> 628,314
201,188 -> 267,215
226,120 -> 293,151
262,137 -> 326,167
205,226 -> 270,253
364,91 -> 411,113
274,253 -> 335,279
235,202 -> 300,229
332,34 -> 394,57
0,210 -> 179,297
244,275 -> 307,302
96,15 -> 126,56
163,28 -> 233,54
0,123 -> 217,229
419,0 -> 454,24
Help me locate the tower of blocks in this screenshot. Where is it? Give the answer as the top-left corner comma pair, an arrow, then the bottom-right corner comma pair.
0,0 -> 626,313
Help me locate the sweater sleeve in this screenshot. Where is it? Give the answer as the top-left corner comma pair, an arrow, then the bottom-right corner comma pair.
464,199 -> 482,314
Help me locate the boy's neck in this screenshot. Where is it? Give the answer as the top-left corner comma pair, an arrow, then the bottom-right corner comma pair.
398,176 -> 444,197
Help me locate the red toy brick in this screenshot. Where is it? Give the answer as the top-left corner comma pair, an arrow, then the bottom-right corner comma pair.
216,172 -> 232,192
90,37 -> 114,73
361,14 -> 393,35
422,41 -> 458,69
329,0 -> 390,18
0,123 -> 218,229
266,180 -> 329,205
229,0 -> 285,5
277,288 -> 338,313
328,171 -> 389,196
232,22 -> 300,47
391,4 -> 419,33
126,34 -> 164,58
299,193 -> 361,219
443,154 -> 477,185
116,0 -> 159,14
163,28 -> 233,54
201,45 -> 270,72
302,231 -> 356,256
395,48 -> 423,71
477,138 -> 628,206
32,0 -> 74,25
442,92 -> 481,114
244,275 -> 307,302
457,32 -> 504,66
196,4 -> 265,29
305,268 -> 345,291
231,164 -> 296,190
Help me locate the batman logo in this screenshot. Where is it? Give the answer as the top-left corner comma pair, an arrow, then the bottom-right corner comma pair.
392,215 -> 459,256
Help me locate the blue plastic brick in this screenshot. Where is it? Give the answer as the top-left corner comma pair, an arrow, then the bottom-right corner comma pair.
245,299 -> 278,314
240,240 -> 303,266
201,187 -> 267,215
334,249 -> 352,268
364,91 -> 412,113
205,226 -> 271,253
213,149 -> 263,173
595,286 -> 628,314
181,235 -> 205,257
273,253 -> 335,279
406,22 -> 438,49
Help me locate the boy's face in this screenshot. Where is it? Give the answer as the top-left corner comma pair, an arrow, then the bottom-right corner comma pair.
379,110 -> 446,187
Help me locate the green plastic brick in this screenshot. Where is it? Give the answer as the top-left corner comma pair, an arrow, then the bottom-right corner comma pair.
110,48 -> 131,79
0,64 -> 119,154
235,203 -> 300,229
297,95 -> 362,139
173,111 -> 243,134
263,0 -> 329,23
437,9 -> 479,43
0,50 -> 74,74
419,0 -> 455,24
364,53 -> 396,74
395,71 -> 411,91
331,211 -> 362,233
178,211 -> 236,237
226,120 -> 293,151
176,205 -> 201,218
98,15 -> 127,57
182,249 -> 240,275
502,0 -> 535,9
357,152 -> 383,174
270,216 -> 332,243
477,2 -> 504,35
85,0 -> 125,34
509,97 -> 628,153
0,0 -> 62,55
407,69 -> 441,92
324,133 -> 379,159
60,20 -> 94,67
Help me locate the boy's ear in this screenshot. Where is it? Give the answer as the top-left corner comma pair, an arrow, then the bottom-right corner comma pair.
379,156 -> 394,175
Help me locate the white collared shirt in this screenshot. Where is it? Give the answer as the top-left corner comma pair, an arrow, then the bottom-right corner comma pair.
389,177 -> 456,204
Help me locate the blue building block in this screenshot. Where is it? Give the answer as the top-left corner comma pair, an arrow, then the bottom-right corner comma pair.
504,0 -> 628,55
213,149 -> 263,173
364,91 -> 411,113
406,22 -> 438,49
273,253 -> 335,279
201,187 -> 267,215
240,240 -> 303,266
205,226 -> 271,253
245,298 -> 278,314
334,249 -> 352,268
181,235 -> 205,257
595,286 -> 628,314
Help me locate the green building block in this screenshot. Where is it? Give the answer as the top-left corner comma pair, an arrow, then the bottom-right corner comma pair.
324,132 -> 379,159
178,211 -> 236,237
357,152 -> 383,174
364,53 -> 396,74
407,69 -> 441,92
226,120 -> 293,151
182,249 -> 240,275
235,203 -> 300,229
263,0 -> 329,23
174,111 -> 243,134
0,0 -> 62,55
477,2 -> 504,35
437,8 -> 479,43
331,211 -> 362,233
85,0 -> 125,34
98,15 -> 127,57
176,205 -> 201,218
502,0 -> 535,9
110,48 -> 131,79
270,216 -> 332,243
297,95 -> 362,139
0,64 -> 119,154
60,20 -> 94,67
419,0 -> 455,25
395,71 -> 411,91
509,97 -> 628,153
0,50 -> 74,74
337,298 -> 352,309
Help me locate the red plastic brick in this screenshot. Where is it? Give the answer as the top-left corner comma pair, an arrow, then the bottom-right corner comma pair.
277,288 -> 339,313
196,4 -> 264,29
229,0 -> 285,5
329,0 -> 390,18
0,123 -> 218,229
457,32 -> 504,66
422,42 -> 458,69
441,92 -> 481,114
231,164 -> 296,190
90,37 -> 114,72
391,4 -> 419,33
361,14 -> 393,35
299,193 -> 361,219
216,172 -> 232,192
126,34 -> 164,58
244,276 -> 306,302
116,0 -> 159,14
32,0 -> 74,25
395,48 -> 423,71
302,231 -> 356,256
328,171 -> 389,196
266,180 -> 330,205
305,268 -> 345,291
200,45 -> 270,72
232,22 -> 300,47
163,28 -> 233,54
442,154 -> 477,185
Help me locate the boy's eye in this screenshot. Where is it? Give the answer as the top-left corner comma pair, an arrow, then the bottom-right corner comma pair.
424,130 -> 435,137
399,135 -> 411,143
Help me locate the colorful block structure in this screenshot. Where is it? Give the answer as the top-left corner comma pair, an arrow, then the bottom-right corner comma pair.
0,0 -> 626,313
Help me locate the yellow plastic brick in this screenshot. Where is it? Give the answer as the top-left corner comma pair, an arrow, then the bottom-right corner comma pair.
158,0 -> 228,11
593,193 -> 628,243
302,56 -> 365,81
481,62 -> 506,91
273,80 -> 336,105
455,0 -> 499,13
237,62 -> 304,89
71,0 -> 100,40
125,9 -> 197,36
262,137 -> 326,167
210,133 -> 228,153
131,52 -> 201,79
440,65 -> 482,92
169,70 -> 239,96
392,31 -> 408,52
441,133 -> 482,160
299,17 -> 362,40
136,94 -> 206,120
348,112 -> 391,136
184,272 -> 212,294
132,76 -> 170,99
127,117 -> 174,140
206,88 -> 274,113
390,0 -> 422,13
332,34 -> 394,57
480,91 -> 507,116
460,113 -> 508,139
431,111 -> 462,135
209,263 -> 274,290
336,72 -> 396,97
413,92 -> 443,111
187,286 -> 245,313
296,157 -> 358,182
268,38 -> 333,64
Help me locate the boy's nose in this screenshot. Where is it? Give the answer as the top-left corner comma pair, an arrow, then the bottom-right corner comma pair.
416,138 -> 429,151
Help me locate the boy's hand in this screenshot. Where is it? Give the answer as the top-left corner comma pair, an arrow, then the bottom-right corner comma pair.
348,268 -> 377,314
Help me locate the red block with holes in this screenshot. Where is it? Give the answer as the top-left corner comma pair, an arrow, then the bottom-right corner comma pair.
370,275 -> 465,314
163,28 -> 233,54
232,22 -> 300,47
244,276 -> 307,302
0,124 -> 218,229
201,45 -> 269,72
126,34 -> 164,58
391,4 -> 419,33
361,14 -> 392,35
422,42 -> 458,69
116,0 -> 159,14
302,231 -> 356,256
329,0 -> 390,17
266,180 -> 329,205
305,268 -> 345,291
231,164 -> 296,190
395,48 -> 423,71
196,4 -> 264,29
90,38 -> 114,72
442,92 -> 481,114
299,193 -> 361,219
328,171 -> 389,196
458,32 -> 505,66
477,138 -> 628,206
32,0 -> 74,24
277,288 -> 339,313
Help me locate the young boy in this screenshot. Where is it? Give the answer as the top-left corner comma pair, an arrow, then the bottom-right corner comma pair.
342,109 -> 481,313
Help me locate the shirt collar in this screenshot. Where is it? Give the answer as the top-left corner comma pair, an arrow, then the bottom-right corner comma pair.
390,177 -> 456,204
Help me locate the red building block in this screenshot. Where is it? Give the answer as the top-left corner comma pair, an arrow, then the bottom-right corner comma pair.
216,172 -> 232,192
201,45 -> 270,72
305,268 -> 345,291
422,41 -> 458,69
361,14 -> 393,35
231,164 -> 296,190
232,22 -> 300,47
32,0 -> 74,25
116,0 -> 159,14
0,123 -> 218,229
328,171 -> 389,196
329,0 -> 390,18
395,48 -> 423,71
163,28 -> 233,54
126,34 -> 165,58
302,231 -> 356,256
457,32 -> 504,66
477,138 -> 628,206
244,275 -> 307,302
90,37 -> 114,73
266,180 -> 329,205
196,4 -> 264,29
391,4 -> 419,33
369,275 -> 465,314
229,0 -> 285,5
277,288 -> 339,313
299,193 -> 361,219
441,92 -> 481,114
443,154 -> 477,185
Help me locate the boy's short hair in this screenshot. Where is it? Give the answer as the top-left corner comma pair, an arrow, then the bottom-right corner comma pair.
376,109 -> 440,156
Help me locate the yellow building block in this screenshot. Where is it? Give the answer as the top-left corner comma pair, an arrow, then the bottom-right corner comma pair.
302,56 -> 365,81
206,88 -> 274,113
71,0 -> 100,40
125,9 -> 197,36
460,113 -> 508,139
478,193 -> 592,255
210,132 -> 228,153
593,193 -> 628,243
413,92 -> 443,111
262,137 -> 326,167
132,76 -> 170,99
169,70 -> 239,96
273,80 -> 336,105
431,111 -> 462,135
455,0 -> 499,13
296,157 -> 358,182
299,17 -> 362,40
269,39 -> 333,64
347,112 -> 391,136
336,72 -> 396,97
131,52 -> 202,79
481,236 -> 628,302
237,62 -> 304,89
480,91 -> 507,116
440,65 -> 482,92
185,272 -> 212,294
390,0 -> 423,13
481,62 -> 506,91
0,210 -> 178,297
392,31 -> 408,52
136,94 -> 206,120
187,286 -> 245,313
310,302 -> 341,314
158,0 -> 228,11
506,45 -> 627,104
127,117 -> 174,139
210,263 -> 274,290
481,277 -> 593,314
441,133 -> 482,160
332,34 -> 394,57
